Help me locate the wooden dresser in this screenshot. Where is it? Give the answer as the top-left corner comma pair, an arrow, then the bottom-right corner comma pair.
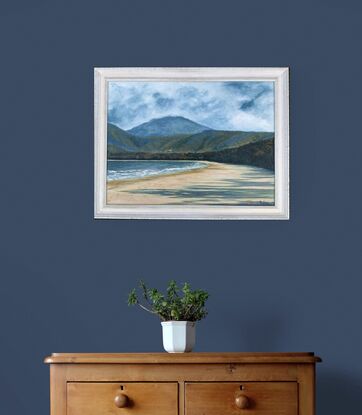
44,353 -> 321,415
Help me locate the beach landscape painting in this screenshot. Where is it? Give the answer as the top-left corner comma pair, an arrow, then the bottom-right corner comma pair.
95,68 -> 289,219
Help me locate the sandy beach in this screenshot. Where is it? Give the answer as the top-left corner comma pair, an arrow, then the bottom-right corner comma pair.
106,161 -> 274,205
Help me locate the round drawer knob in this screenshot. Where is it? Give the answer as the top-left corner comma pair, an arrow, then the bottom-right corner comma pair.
235,395 -> 250,409
114,393 -> 129,408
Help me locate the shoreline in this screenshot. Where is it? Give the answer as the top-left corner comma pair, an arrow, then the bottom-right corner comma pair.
106,161 -> 275,206
107,160 -> 214,187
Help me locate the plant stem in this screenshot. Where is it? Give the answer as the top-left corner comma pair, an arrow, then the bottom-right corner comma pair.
184,303 -> 194,320
138,303 -> 158,315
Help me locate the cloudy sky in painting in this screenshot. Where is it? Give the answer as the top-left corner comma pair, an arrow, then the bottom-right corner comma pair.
108,81 -> 274,132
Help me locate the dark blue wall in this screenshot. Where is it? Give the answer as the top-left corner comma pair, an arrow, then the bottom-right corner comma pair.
1,1 -> 361,413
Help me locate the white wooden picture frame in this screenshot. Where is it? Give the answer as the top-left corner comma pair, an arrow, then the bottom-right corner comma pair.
94,67 -> 289,220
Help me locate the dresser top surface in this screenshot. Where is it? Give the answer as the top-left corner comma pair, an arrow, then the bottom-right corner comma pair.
44,352 -> 321,364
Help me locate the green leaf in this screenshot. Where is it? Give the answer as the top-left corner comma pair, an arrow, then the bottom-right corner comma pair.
127,289 -> 138,306
127,280 -> 209,321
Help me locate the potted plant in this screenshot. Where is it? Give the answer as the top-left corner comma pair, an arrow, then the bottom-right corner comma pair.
128,280 -> 209,353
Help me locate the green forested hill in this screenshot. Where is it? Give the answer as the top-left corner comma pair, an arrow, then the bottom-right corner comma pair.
107,120 -> 274,170
108,123 -> 272,154
108,138 -> 274,171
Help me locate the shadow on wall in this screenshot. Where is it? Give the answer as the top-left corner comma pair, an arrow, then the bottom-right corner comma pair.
318,371 -> 362,414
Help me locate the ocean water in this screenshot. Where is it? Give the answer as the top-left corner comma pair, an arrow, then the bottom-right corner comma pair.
107,160 -> 208,181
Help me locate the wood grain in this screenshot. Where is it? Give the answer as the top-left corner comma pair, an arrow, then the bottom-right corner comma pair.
55,362 -> 300,382
45,352 -> 321,364
45,353 -> 321,415
67,382 -> 178,415
186,382 -> 298,415
50,365 -> 66,415
297,364 -> 316,415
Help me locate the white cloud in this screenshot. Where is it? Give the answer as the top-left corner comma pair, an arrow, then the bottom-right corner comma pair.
108,81 -> 274,132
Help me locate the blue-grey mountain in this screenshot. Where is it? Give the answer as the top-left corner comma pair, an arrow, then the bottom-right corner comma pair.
127,116 -> 211,137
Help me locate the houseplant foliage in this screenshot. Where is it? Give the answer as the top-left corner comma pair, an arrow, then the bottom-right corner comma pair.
128,280 -> 209,321
128,280 -> 209,353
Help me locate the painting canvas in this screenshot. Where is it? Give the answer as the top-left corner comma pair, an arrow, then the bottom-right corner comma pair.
95,68 -> 289,219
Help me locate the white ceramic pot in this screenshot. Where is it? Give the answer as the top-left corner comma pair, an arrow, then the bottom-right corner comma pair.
161,321 -> 196,353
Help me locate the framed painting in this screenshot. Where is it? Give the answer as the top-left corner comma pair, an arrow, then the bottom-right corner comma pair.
94,67 -> 289,220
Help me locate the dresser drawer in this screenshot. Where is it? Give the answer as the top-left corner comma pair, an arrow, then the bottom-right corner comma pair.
185,382 -> 297,415
67,382 -> 178,415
